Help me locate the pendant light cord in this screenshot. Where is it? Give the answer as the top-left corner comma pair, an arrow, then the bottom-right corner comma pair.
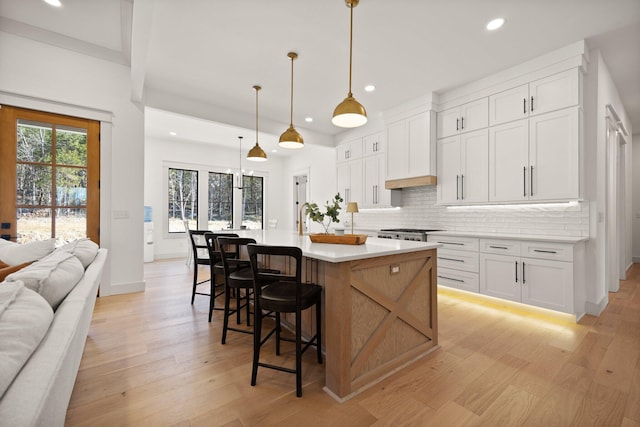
348,2 -> 354,97
290,55 -> 294,126
254,86 -> 259,144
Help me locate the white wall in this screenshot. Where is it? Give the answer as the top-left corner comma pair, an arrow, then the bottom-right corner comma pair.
0,32 -> 145,296
579,49 -> 633,314
633,133 -> 640,262
283,143 -> 337,234
145,136 -> 288,259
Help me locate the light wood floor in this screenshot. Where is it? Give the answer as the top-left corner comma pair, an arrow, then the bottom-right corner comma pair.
66,259 -> 640,426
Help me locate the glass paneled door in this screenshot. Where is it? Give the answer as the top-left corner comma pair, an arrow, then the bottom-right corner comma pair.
0,106 -> 100,244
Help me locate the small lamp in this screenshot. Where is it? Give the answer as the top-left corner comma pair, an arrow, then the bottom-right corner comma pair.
346,202 -> 359,234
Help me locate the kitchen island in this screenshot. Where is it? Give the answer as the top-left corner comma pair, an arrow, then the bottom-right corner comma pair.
233,229 -> 440,401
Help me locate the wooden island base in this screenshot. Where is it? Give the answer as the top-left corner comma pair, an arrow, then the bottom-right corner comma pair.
272,247 -> 438,401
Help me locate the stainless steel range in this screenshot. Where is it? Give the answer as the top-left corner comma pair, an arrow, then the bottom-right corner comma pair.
377,228 -> 441,242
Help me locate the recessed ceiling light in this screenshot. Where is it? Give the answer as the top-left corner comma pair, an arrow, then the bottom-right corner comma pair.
486,18 -> 505,31
364,85 -> 375,92
44,0 -> 62,7
169,131 -> 177,136
271,149 -> 278,153
305,117 -> 313,123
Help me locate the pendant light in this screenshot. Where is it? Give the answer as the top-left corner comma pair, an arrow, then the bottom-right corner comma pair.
247,85 -> 268,162
332,0 -> 367,128
279,52 -> 304,149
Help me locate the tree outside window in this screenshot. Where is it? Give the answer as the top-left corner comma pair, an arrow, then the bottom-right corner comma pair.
242,175 -> 263,229
168,168 -> 197,233
208,172 -> 233,230
15,120 -> 90,244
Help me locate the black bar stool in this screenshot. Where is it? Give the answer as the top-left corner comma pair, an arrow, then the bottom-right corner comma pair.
188,230 -> 214,305
218,237 -> 280,344
247,244 -> 322,397
203,232 -> 238,322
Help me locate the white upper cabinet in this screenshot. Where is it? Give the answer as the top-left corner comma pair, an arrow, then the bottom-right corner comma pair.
363,154 -> 389,207
363,132 -> 385,156
386,111 -> 436,181
337,131 -> 391,208
437,98 -> 488,139
489,107 -> 579,202
438,129 -> 488,204
336,138 -> 363,162
529,108 -> 579,201
489,120 -> 529,202
336,160 -> 363,204
489,68 -> 580,126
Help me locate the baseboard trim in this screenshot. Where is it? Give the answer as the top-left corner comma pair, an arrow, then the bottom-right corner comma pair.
153,253 -> 187,261
585,295 -> 608,316
107,280 -> 145,296
633,257 -> 640,264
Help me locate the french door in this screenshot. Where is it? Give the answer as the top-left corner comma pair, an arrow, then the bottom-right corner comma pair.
0,106 -> 100,244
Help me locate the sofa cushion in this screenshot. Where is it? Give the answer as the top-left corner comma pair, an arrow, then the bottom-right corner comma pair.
0,239 -> 56,266
55,238 -> 99,269
0,281 -> 54,399
0,261 -> 33,282
5,251 -> 84,310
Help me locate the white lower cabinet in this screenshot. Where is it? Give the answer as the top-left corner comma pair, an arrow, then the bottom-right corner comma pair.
479,239 -> 574,314
428,235 -> 480,293
430,234 -> 580,316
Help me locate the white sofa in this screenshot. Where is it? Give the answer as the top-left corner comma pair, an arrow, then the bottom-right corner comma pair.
0,241 -> 107,427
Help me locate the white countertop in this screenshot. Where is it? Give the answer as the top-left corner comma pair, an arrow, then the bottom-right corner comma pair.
230,230 -> 440,263
427,230 -> 588,243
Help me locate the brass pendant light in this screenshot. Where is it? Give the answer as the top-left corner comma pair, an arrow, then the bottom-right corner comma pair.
279,52 -> 304,149
247,85 -> 268,162
332,0 -> 367,128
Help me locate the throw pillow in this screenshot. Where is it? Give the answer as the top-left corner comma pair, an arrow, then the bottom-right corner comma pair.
55,238 -> 99,269
5,251 -> 84,310
0,239 -> 55,266
0,281 -> 54,399
0,260 -> 33,282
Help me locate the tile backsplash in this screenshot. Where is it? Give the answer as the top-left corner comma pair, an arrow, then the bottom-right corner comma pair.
344,187 -> 589,237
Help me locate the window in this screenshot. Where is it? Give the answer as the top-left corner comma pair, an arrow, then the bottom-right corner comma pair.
242,175 -> 263,229
0,106 -> 100,244
208,172 -> 233,229
168,168 -> 198,233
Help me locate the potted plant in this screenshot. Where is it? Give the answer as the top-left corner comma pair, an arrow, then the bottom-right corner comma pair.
303,193 -> 344,234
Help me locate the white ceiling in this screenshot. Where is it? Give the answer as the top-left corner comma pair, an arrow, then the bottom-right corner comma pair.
1,0 -> 639,154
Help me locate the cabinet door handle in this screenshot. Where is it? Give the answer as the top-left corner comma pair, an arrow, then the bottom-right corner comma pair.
515,261 -> 518,283
437,275 -> 465,283
530,96 -> 534,112
523,166 -> 527,197
523,261 -> 526,284
461,174 -> 464,200
489,245 -> 509,250
523,98 -> 527,114
533,249 -> 557,254
530,165 -> 534,196
456,175 -> 460,200
461,116 -> 464,130
438,257 -> 465,263
437,241 -> 465,246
